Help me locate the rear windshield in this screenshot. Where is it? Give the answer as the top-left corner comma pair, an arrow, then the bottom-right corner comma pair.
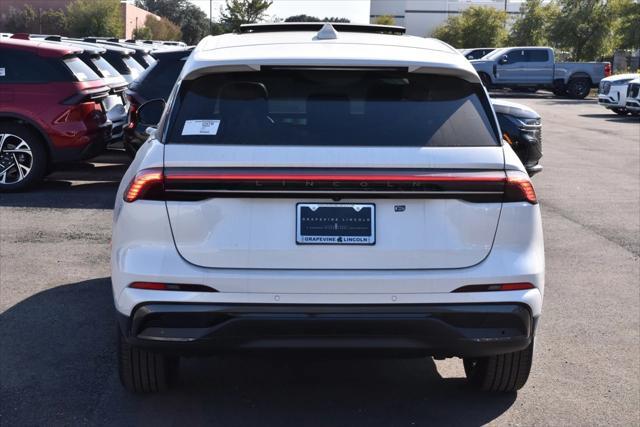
90,55 -> 120,78
134,58 -> 185,99
122,55 -> 144,78
167,70 -> 499,147
63,56 -> 100,82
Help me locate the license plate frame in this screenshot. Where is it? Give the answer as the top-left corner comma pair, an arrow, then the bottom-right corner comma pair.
296,203 -> 376,245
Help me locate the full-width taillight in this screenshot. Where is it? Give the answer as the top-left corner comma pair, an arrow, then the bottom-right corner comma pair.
124,168 -> 163,202
129,282 -> 217,292
504,171 -> 537,204
124,168 -> 538,204
452,283 -> 534,292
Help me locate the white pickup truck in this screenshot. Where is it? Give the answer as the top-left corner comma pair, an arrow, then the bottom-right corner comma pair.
471,46 -> 611,98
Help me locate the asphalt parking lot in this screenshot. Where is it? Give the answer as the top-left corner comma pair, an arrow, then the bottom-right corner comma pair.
1,93 -> 639,426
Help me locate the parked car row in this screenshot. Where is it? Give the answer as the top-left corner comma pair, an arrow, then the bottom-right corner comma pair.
597,73 -> 640,116
0,34 -> 191,191
0,28 -> 546,192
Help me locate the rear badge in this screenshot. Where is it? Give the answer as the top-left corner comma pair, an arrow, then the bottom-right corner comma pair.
394,205 -> 406,212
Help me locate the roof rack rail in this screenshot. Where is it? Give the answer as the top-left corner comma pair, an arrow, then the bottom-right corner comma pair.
239,23 -> 406,36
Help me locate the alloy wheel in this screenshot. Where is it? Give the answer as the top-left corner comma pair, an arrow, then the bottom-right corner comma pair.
0,133 -> 33,185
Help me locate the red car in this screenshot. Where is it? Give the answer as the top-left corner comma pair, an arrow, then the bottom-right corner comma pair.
0,38 -> 112,191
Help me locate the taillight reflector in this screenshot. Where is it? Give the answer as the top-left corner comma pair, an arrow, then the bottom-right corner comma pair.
127,102 -> 139,129
129,282 -> 217,292
452,283 -> 534,293
124,168 -> 163,202
129,282 -> 167,290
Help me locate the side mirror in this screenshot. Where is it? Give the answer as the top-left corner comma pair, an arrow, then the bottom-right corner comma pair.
137,98 -> 165,128
499,55 -> 509,65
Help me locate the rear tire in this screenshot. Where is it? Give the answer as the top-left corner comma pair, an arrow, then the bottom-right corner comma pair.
567,78 -> 591,99
0,122 -> 48,192
463,341 -> 534,392
118,326 -> 179,393
611,108 -> 628,116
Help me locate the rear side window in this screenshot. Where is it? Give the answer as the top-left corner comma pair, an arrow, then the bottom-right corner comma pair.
0,49 -> 69,83
90,55 -> 120,78
506,50 -> 525,64
167,70 -> 499,147
527,50 -> 549,62
64,56 -> 100,82
103,52 -> 130,75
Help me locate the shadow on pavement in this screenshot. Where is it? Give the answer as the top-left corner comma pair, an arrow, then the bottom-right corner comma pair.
0,151 -> 129,210
0,278 -> 516,426
579,113 -> 640,123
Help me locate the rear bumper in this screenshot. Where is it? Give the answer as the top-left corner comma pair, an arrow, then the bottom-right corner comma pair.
50,120 -> 113,162
118,302 -> 535,357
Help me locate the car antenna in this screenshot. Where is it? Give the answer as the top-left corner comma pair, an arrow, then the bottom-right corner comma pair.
315,23 -> 338,40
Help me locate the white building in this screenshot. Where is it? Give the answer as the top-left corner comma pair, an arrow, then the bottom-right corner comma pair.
370,0 -> 523,37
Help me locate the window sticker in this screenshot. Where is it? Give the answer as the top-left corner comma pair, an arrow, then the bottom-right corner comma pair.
0,68 -> 5,77
182,119 -> 220,136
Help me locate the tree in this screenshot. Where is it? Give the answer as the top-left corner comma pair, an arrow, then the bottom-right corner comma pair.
144,15 -> 182,40
3,5 -> 67,35
40,9 -> 68,35
549,0 -> 613,61
323,17 -> 350,23
3,5 -> 38,33
609,0 -> 640,50
284,15 -> 350,23
285,14 -> 320,22
431,6 -> 507,48
132,26 -> 153,40
66,0 -> 123,38
136,0 -> 214,44
509,0 -> 558,46
220,0 -> 273,32
374,15 -> 396,26
181,3 -> 217,43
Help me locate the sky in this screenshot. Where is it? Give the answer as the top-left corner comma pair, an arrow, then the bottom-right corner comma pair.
188,0 -> 371,24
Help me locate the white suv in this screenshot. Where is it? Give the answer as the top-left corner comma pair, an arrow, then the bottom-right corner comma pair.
598,73 -> 640,116
625,78 -> 640,115
112,23 -> 544,393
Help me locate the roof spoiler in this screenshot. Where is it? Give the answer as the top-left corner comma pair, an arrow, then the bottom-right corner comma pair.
10,33 -> 30,40
239,23 -> 406,36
